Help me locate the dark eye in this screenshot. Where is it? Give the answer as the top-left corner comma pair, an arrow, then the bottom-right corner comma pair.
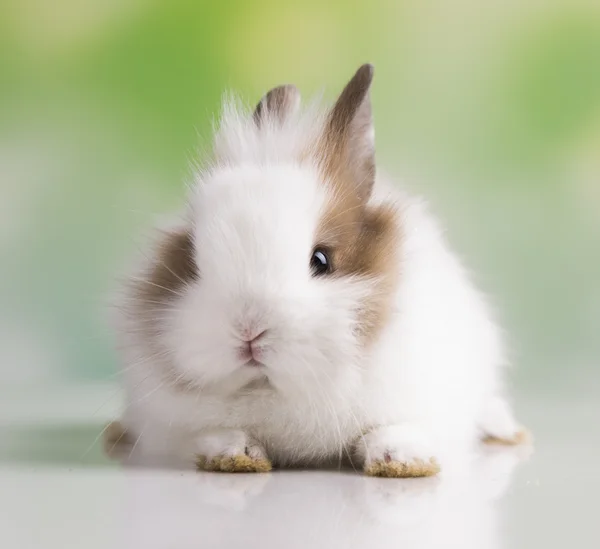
310,248 -> 331,276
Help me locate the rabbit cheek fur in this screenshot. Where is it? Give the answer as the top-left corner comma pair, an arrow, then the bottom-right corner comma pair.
113,65 -> 525,477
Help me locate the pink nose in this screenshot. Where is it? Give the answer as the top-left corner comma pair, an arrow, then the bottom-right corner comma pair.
239,329 -> 268,363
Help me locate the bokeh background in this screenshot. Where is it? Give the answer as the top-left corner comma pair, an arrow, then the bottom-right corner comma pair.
1,0 -> 599,400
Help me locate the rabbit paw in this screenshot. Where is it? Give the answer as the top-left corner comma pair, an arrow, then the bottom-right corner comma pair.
195,429 -> 272,473
479,396 -> 531,446
355,425 -> 441,478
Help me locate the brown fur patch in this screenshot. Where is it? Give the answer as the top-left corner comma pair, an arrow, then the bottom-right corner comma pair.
123,226 -> 199,390
196,454 -> 273,473
365,457 -> 441,478
134,227 -> 198,308
316,196 -> 401,346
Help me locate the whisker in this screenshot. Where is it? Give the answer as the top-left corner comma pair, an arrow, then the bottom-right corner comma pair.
80,421 -> 115,461
104,349 -> 173,381
108,425 -> 129,455
128,276 -> 186,298
128,424 -> 146,461
137,247 -> 191,292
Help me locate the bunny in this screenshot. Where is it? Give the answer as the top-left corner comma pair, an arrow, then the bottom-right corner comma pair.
108,64 -> 527,477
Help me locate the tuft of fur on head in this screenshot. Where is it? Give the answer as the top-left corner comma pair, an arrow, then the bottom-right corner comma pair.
211,88 -> 324,169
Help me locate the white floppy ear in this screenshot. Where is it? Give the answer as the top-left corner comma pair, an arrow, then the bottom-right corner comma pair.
319,64 -> 375,203
253,84 -> 301,126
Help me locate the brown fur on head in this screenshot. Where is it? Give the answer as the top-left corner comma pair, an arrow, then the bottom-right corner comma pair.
312,64 -> 401,345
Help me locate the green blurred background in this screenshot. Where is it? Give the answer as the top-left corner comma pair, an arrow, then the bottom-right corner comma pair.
1,0 -> 599,396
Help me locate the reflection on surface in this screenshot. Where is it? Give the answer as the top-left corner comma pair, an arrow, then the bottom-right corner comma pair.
0,403 -> 535,549
4,394 -> 599,549
115,445 -> 529,549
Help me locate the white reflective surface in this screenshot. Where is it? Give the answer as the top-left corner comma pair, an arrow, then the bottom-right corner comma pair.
1,389 -> 598,549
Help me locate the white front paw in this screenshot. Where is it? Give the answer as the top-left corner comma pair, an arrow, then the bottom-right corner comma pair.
355,425 -> 441,478
195,429 -> 271,473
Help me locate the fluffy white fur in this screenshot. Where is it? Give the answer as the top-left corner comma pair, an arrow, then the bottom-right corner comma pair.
115,90 -> 521,474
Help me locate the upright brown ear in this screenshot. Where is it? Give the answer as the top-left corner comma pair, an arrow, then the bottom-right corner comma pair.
320,64 -> 375,202
253,84 -> 301,126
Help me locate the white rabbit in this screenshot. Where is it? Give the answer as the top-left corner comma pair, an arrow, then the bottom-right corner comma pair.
108,64 -> 527,477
